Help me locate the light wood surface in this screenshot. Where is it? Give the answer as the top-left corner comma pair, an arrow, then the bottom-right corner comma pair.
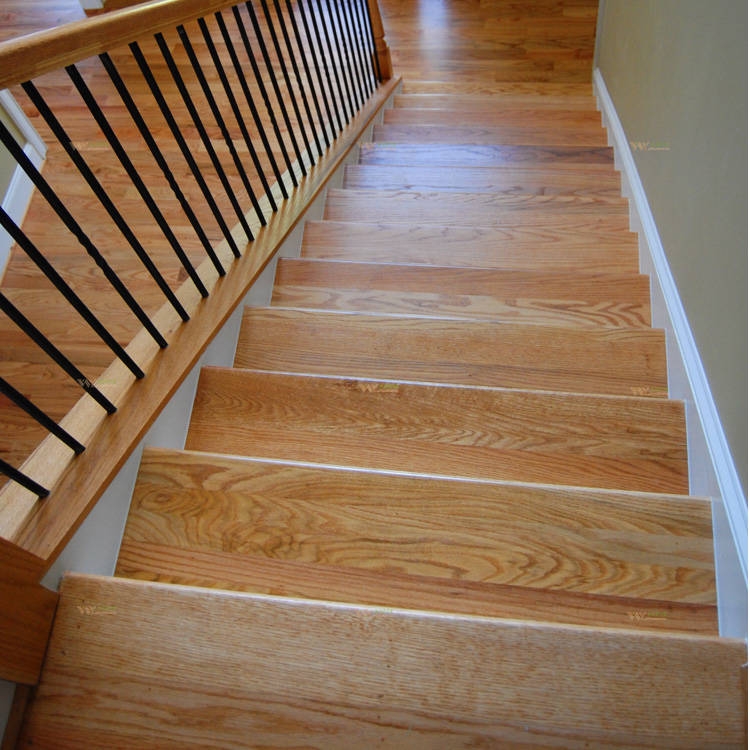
343,163 -> 624,195
272,259 -> 652,328
17,574 -> 747,747
301,220 -> 641,273
186,368 -> 689,494
122,448 -> 715,604
117,539 -> 719,635
235,307 -> 667,397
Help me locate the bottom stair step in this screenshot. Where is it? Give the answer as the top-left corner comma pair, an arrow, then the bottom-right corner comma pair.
19,574 -> 747,748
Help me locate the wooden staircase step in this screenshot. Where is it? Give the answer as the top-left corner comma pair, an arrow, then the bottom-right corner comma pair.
383,107 -> 604,128
400,80 -> 596,97
373,122 -> 608,147
359,142 -> 614,167
394,91 -> 599,111
18,574 -> 746,747
121,448 -> 715,605
186,369 -> 689,494
235,307 -> 667,398
117,539 -> 718,636
272,259 -> 651,329
343,163 -> 623,195
302,221 -> 640,273
323,189 -> 630,227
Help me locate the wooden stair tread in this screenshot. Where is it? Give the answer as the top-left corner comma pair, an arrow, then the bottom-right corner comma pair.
302,221 -> 640,273
343,163 -> 623,195
272,258 -> 651,328
359,142 -> 614,167
324,189 -> 630,228
235,307 -> 667,398
394,92 -> 599,111
400,81 -> 597,97
121,448 -> 714,604
117,539 -> 718,635
186,368 -> 689,494
372,123 -> 608,147
18,574 -> 746,747
384,107 -> 604,127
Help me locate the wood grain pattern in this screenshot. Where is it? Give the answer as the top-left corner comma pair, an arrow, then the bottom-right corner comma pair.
393,92 -> 598,110
324,188 -> 630,227
186,368 -> 689,494
272,259 -> 652,328
359,142 -> 615,166
117,539 -> 719,635
301,221 -> 641,273
17,574 -> 747,748
121,448 -> 715,603
235,307 -> 667,397
374,122 -> 608,147
343,163 -> 624,195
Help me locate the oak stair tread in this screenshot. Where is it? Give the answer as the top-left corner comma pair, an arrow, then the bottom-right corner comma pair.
185,368 -> 688,494
117,539 -> 719,635
323,189 -> 630,229
359,142 -> 614,167
302,220 -> 640,273
384,106 -> 604,127
343,163 -> 624,195
272,258 -> 652,328
17,574 -> 746,748
373,122 -> 609,147
235,306 -> 667,398
120,447 -> 715,606
393,92 -> 600,111
399,80 -> 597,97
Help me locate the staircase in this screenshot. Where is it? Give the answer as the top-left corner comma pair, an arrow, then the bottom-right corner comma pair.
16,83 -> 746,746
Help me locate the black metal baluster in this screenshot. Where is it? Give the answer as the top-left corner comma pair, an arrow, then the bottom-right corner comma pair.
229,5 -> 298,190
197,17 -> 278,212
0,377 -> 85,455
258,0 -> 316,165
155,32 -> 252,247
243,1 -> 308,178
323,0 -> 357,119
0,120 -> 163,360
285,0 -> 331,149
100,52 -> 223,284
361,0 -> 382,83
335,0 -> 366,109
177,24 -> 267,229
0,206 -> 145,378
299,0 -> 341,135
129,41 -> 236,266
352,0 -> 376,97
271,0 -> 323,158
22,77 -> 193,319
313,0 -> 352,124
63,65 -> 210,304
0,459 -> 49,498
0,292 -> 116,414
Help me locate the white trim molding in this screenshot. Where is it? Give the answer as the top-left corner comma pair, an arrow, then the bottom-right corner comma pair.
593,67 -> 747,636
0,90 -> 47,277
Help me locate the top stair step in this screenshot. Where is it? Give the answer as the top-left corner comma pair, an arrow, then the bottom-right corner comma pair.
18,573 -> 747,748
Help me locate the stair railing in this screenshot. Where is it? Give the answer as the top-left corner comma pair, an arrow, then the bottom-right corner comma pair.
0,0 -> 395,685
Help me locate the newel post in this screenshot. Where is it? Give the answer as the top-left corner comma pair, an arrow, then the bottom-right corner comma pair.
366,0 -> 393,81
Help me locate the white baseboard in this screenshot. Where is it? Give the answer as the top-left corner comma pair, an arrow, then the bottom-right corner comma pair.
593,67 -> 747,637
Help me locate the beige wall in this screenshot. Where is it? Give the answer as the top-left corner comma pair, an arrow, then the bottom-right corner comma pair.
595,0 -> 747,492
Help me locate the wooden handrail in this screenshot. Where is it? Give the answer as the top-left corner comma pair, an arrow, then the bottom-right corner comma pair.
0,0 -> 243,91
